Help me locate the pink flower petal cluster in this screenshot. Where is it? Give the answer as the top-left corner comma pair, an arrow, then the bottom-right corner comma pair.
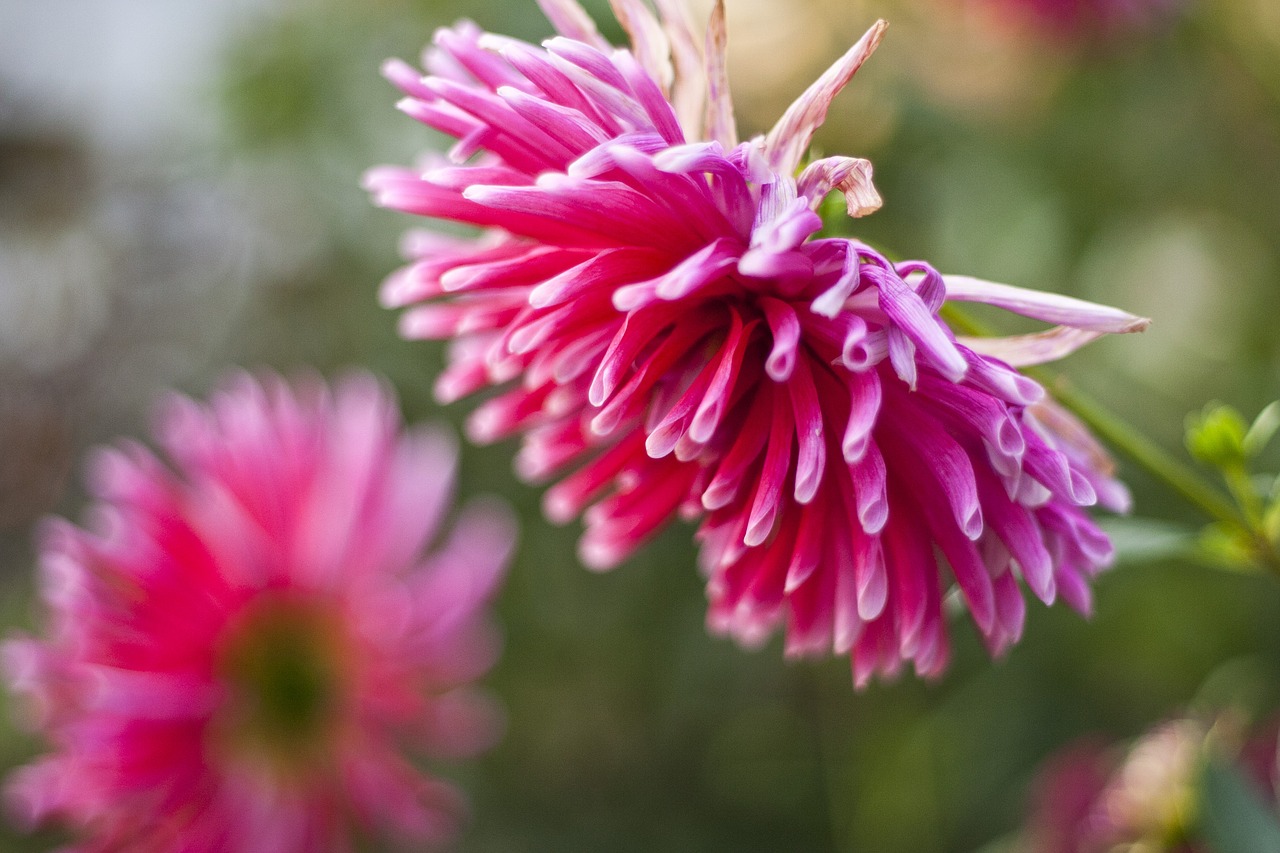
367,0 -> 1148,685
3,372 -> 515,851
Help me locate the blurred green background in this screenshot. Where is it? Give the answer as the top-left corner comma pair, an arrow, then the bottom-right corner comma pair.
2,0 -> 1280,849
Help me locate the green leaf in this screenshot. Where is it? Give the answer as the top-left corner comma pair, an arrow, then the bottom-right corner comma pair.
1265,500 -> 1280,547
1196,758 -> 1280,853
1186,404 -> 1249,469
1098,517 -> 1197,563
1244,401 -> 1280,458
1197,523 -> 1265,573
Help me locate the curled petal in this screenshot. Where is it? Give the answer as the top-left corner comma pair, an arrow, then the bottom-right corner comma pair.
797,156 -> 882,218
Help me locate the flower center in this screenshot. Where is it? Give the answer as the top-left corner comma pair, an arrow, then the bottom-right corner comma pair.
212,594 -> 351,770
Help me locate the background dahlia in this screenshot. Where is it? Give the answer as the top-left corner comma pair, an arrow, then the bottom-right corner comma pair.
1014,713 -> 1280,852
984,0 -> 1183,39
3,371 -> 515,851
368,0 -> 1148,685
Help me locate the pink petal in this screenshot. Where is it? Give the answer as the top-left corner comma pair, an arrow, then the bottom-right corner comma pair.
958,326 -> 1107,367
944,274 -> 1152,334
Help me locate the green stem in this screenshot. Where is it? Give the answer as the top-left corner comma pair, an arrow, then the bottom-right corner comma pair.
1223,464 -> 1265,529
804,669 -> 848,853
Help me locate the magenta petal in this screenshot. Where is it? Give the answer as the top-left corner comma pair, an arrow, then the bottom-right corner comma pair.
788,358 -> 827,505
744,392 -> 795,547
841,370 -> 881,463
784,503 -> 826,593
689,312 -> 756,443
849,443 -> 889,535
976,473 -> 1057,605
881,395 -> 984,542
702,393 -> 772,511
875,267 -> 967,382
853,534 -> 888,621
881,510 -> 933,656
760,296 -> 802,382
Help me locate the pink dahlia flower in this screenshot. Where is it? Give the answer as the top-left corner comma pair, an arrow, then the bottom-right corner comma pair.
3,372 -> 515,851
367,0 -> 1148,685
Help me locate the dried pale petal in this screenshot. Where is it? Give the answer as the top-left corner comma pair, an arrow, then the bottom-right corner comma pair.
653,0 -> 706,137
536,0 -> 609,48
609,0 -> 674,94
762,20 -> 888,176
703,0 -> 736,148
958,326 -> 1107,367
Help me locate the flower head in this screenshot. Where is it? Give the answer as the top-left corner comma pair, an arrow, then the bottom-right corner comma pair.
4,372 -> 516,851
367,0 -> 1147,685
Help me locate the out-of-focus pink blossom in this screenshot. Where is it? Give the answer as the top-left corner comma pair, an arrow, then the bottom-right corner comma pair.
1020,719 -> 1224,852
981,0 -> 1182,39
1022,739 -> 1117,853
368,0 -> 1147,685
3,372 -> 516,851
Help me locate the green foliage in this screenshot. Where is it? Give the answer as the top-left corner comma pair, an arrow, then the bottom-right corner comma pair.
1100,517 -> 1197,564
1196,759 -> 1280,853
1187,404 -> 1249,469
1244,402 -> 1280,459
1184,402 -> 1280,576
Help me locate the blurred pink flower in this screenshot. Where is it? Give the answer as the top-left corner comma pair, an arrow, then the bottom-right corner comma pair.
3,372 -> 515,851
1021,714 -> 1280,852
367,0 -> 1147,685
1022,739 -> 1117,853
1020,720 -> 1222,852
983,0 -> 1181,39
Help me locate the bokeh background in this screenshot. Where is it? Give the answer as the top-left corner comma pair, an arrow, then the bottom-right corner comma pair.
2,0 -> 1280,849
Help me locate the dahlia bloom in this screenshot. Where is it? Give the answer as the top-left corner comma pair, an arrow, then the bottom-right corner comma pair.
367,0 -> 1147,684
3,372 -> 515,851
